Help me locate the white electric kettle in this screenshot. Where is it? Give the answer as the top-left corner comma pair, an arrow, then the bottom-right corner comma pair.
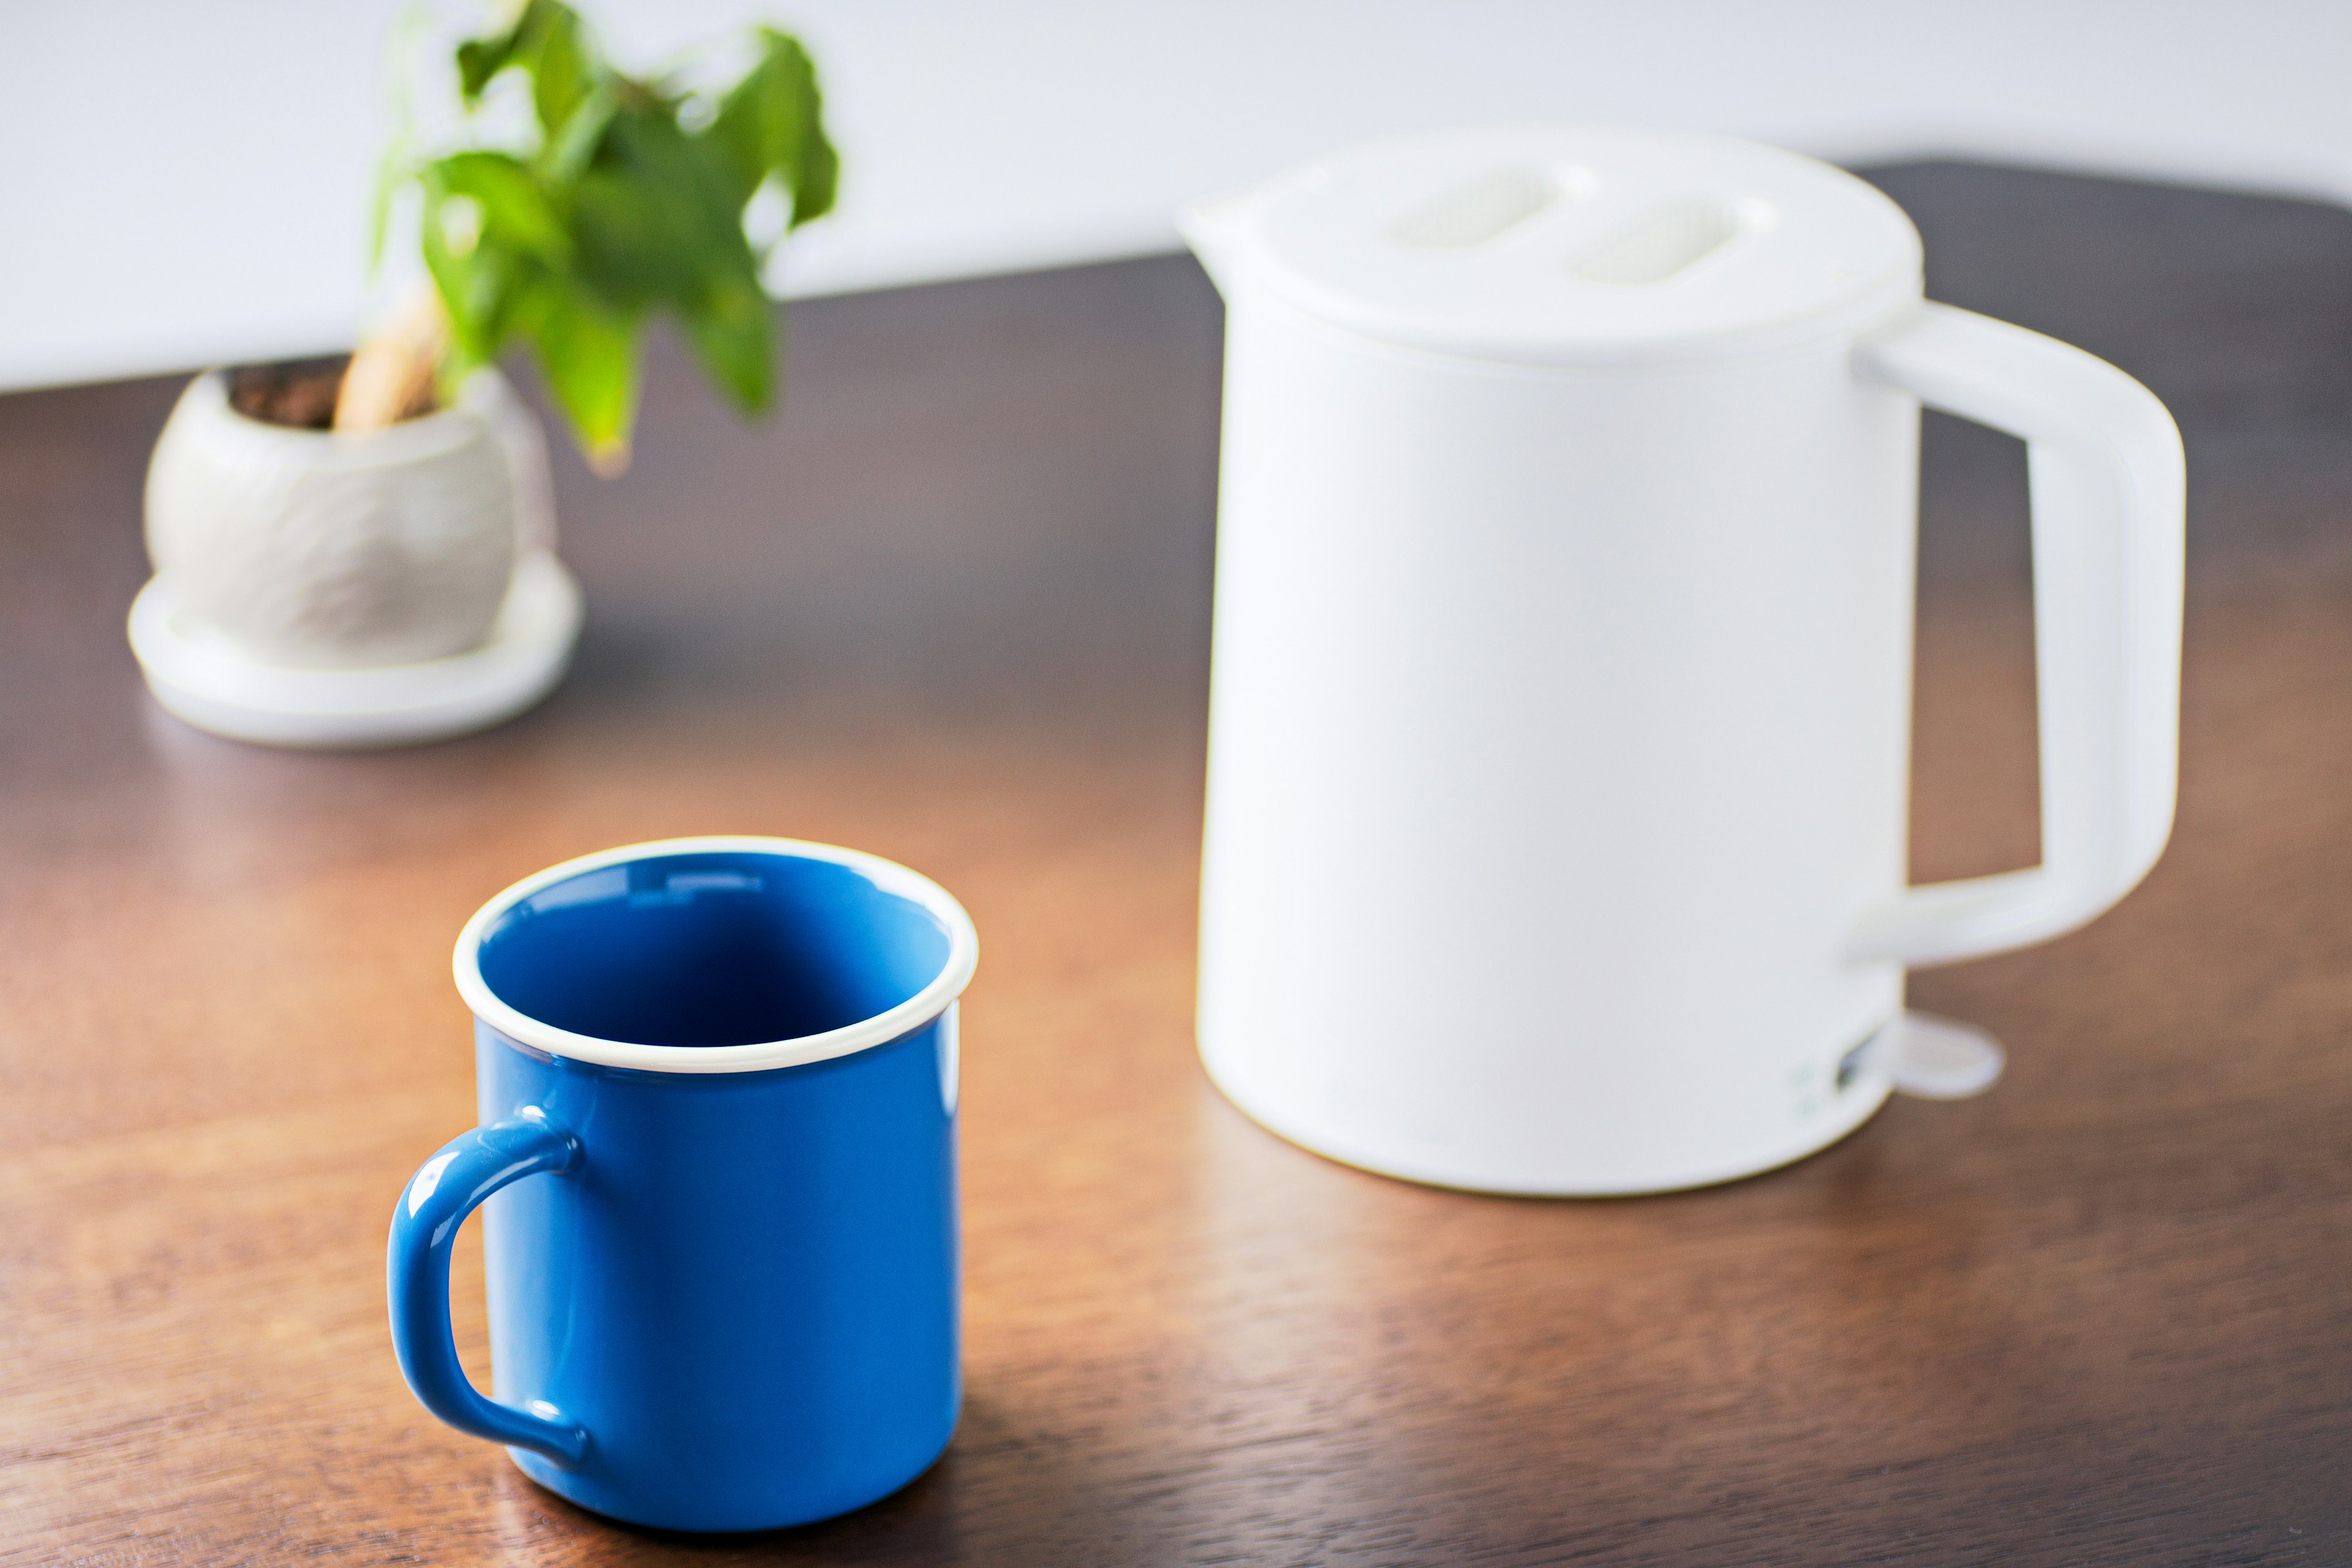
1182,126 -> 2184,1195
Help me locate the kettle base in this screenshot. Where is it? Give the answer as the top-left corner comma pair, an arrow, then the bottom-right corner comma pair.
1199,1049 -> 1896,1198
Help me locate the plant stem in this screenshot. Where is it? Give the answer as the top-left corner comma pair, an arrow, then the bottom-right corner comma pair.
335,288 -> 448,431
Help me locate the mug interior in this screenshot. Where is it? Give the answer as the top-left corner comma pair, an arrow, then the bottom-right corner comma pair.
474,850 -> 952,1047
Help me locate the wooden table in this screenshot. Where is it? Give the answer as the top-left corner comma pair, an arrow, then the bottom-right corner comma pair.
4,163 -> 2348,1566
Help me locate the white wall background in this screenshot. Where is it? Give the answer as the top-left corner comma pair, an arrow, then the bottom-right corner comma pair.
6,0 -> 2350,391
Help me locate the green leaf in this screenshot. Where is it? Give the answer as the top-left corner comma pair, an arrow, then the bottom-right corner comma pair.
524,2 -> 595,140
456,0 -> 598,128
420,167 -> 486,358
511,276 -> 642,471
570,170 -> 700,309
793,124 -> 839,230
455,34 -> 512,105
707,29 -> 837,228
539,80 -> 617,182
680,277 -> 773,414
573,108 -> 762,308
420,200 -> 525,369
454,0 -> 537,107
429,151 -> 570,263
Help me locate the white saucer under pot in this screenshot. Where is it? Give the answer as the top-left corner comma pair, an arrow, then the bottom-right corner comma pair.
129,550 -> 584,750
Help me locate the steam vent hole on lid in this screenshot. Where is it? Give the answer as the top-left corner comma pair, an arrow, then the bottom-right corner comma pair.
1569,202 -> 1753,285
1391,165 -> 1585,250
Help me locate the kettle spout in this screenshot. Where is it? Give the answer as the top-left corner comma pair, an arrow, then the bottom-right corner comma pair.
1177,192 -> 1253,297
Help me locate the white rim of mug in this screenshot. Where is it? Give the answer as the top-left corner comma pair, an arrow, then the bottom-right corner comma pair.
453,835 -> 980,1074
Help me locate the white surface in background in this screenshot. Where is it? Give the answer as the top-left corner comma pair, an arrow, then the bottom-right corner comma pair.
4,0 -> 2350,391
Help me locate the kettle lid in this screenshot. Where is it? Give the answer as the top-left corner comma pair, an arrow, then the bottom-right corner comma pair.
1179,126 -> 1922,366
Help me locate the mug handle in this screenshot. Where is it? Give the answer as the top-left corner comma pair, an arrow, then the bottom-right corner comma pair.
1848,302 -> 2185,966
386,1109 -> 590,1465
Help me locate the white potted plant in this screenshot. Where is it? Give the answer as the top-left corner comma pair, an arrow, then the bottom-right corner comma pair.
131,0 -> 836,747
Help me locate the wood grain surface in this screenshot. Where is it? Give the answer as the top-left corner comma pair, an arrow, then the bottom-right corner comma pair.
2,164 -> 2349,1566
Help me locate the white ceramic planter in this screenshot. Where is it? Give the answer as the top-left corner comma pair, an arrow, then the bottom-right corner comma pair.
132,367 -> 582,748
146,369 -> 524,668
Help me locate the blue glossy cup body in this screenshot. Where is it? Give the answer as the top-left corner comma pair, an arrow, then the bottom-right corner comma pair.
388,837 -> 977,1532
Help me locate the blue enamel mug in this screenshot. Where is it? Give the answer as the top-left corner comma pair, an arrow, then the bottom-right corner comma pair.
388,836 -> 977,1532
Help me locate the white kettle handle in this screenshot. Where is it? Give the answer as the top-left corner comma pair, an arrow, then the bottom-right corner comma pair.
1847,303 -> 2185,967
